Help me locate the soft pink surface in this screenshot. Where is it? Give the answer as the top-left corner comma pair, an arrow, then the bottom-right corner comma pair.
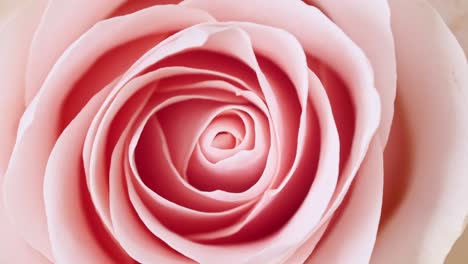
372,0 -> 468,263
0,0 -> 466,263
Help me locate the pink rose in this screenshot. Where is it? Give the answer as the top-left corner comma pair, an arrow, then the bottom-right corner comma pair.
1,0 -> 467,263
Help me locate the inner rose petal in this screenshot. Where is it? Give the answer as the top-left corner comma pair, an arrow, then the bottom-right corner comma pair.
131,89 -> 271,208
182,5 -> 381,249
152,99 -> 268,193
106,114 -> 256,264
85,69 -> 249,229
210,131 -> 237,149
203,113 -> 245,151
308,58 -> 355,173
199,110 -> 254,163
185,106 -> 269,193
122,86 -> 325,264
84,65 -> 268,226
109,131 -> 192,264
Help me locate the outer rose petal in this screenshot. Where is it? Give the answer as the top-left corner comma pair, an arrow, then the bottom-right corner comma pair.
428,0 -> 468,55
43,85 -> 133,264
305,0 -> 397,145
0,0 -> 50,262
429,1 -> 468,262
372,0 -> 468,263
0,0 -> 45,183
431,3 -> 468,262
0,0 -> 22,25
24,0 -> 126,103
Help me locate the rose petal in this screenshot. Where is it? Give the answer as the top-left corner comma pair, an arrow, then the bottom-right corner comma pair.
0,0 -> 50,260
130,92 -> 264,207
305,0 -> 397,145
157,100 -> 268,193
304,138 -> 383,263
24,0 -> 126,103
372,0 -> 468,263
0,207 -> 51,263
109,106 -> 192,264
0,0 -> 45,174
186,105 -> 269,192
428,0 -> 468,55
111,0 -> 184,17
198,109 -> 254,163
43,84 -> 132,263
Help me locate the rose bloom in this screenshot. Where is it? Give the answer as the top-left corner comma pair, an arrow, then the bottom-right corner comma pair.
0,0 -> 467,263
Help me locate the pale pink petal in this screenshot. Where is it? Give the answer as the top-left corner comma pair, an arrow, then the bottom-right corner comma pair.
428,0 -> 468,55
198,109 -> 254,163
156,98 -> 249,175
372,0 -> 468,263
0,1 -> 51,259
284,221 -> 330,264
305,0 -> 397,145
111,0 -> 184,17
43,84 -> 132,263
25,4 -> 214,105
244,71 -> 339,261
311,63 -> 355,177
187,105 -> 269,192
305,139 -> 383,263
0,0 -> 45,173
0,207 -> 51,263
0,19 -> 43,264
154,50 -> 262,97
158,101 -> 267,193
24,0 -> 126,103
